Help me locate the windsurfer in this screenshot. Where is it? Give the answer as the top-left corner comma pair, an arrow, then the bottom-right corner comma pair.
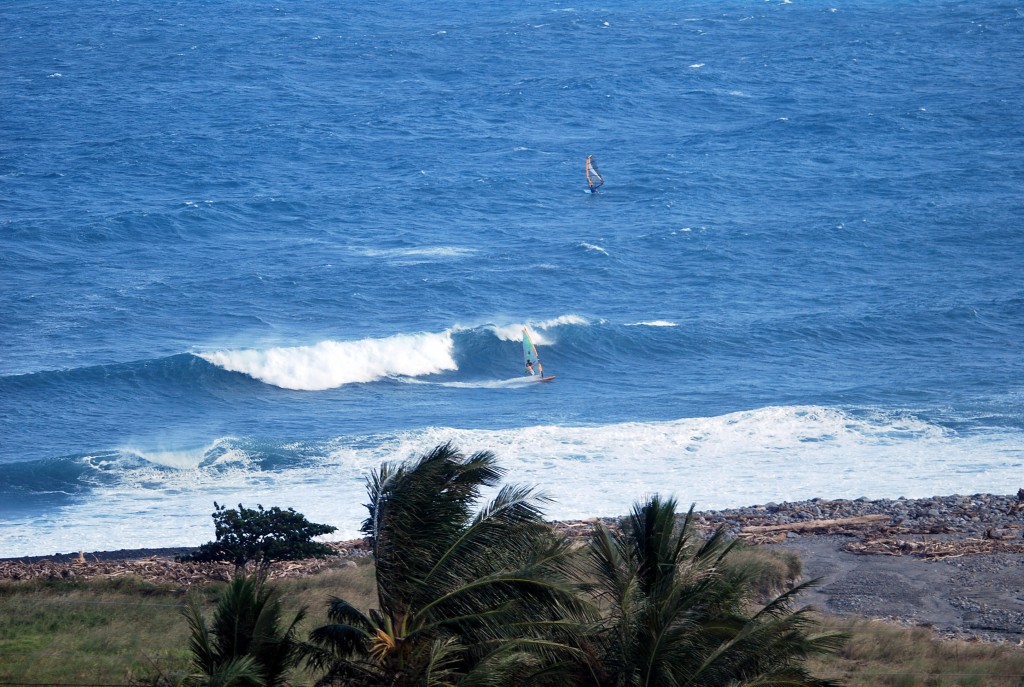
586,154 -> 604,193
521,326 -> 545,378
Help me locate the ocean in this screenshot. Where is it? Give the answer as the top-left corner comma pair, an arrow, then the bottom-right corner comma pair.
2,0 -> 1023,558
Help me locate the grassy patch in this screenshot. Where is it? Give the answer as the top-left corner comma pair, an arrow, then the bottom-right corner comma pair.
0,559 -> 378,685
0,576 -> 192,685
722,542 -> 803,600
807,616 -> 1024,686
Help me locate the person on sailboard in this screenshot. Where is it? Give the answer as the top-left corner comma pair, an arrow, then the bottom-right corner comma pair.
586,154 -> 604,193
521,326 -> 544,378
525,355 -> 542,377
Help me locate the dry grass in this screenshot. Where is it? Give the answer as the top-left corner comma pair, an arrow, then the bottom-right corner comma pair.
722,542 -> 803,600
0,558 -> 377,686
807,615 -> 1024,686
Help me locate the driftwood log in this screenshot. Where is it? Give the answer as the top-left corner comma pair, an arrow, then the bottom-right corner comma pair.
739,514 -> 890,536
844,537 -> 1024,560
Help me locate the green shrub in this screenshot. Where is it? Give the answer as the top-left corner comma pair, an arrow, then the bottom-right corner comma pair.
179,502 -> 337,573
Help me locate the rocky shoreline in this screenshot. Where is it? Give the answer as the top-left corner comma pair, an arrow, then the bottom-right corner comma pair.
554,491 -> 1024,554
3,492 -> 1023,642
693,491 -> 1024,541
694,491 -> 1024,644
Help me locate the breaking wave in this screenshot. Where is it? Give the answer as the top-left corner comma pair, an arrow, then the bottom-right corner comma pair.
199,331 -> 458,390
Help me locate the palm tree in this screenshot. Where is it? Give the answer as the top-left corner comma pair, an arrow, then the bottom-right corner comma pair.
577,495 -> 845,687
182,574 -> 307,687
306,442 -> 594,687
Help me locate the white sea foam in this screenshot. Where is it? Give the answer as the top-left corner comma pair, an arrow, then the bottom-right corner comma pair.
626,320 -> 677,327
5,406 -> 1023,556
121,438 -> 239,469
433,377 -> 539,389
370,407 -> 1023,523
199,331 -> 457,390
488,314 -> 589,344
580,242 -> 609,255
358,246 -> 476,259
535,314 -> 588,328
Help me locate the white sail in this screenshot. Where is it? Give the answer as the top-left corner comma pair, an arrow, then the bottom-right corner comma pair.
586,154 -> 604,191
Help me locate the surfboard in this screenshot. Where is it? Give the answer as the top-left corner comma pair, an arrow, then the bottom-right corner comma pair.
536,375 -> 556,382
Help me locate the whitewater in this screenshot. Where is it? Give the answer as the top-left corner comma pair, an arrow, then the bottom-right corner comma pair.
2,1 -> 1023,557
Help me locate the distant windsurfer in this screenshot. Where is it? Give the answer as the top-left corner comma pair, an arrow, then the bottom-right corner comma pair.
586,154 -> 604,193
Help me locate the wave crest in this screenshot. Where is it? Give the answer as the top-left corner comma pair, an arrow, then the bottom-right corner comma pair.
199,331 -> 457,390
488,314 -> 589,343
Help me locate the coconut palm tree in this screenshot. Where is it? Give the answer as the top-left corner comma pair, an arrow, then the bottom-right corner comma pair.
182,574 -> 306,687
577,495 -> 844,687
305,442 -> 594,687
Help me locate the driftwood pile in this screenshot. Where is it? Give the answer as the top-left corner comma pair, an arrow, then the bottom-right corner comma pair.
735,514 -> 891,544
843,537 -> 1024,560
0,540 -> 369,585
731,513 -> 1024,559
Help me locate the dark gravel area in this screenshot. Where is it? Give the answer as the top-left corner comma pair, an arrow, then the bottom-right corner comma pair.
690,490 -> 1024,643
775,534 -> 1024,643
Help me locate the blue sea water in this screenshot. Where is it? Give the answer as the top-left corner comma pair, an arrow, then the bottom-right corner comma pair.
2,1 -> 1023,557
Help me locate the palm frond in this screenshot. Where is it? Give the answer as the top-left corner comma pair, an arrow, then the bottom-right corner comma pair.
324,596 -> 374,628
363,443 -> 504,618
580,495 -> 843,687
183,594 -> 217,675
307,623 -> 373,661
421,483 -> 552,592
190,656 -> 263,687
183,575 -> 306,687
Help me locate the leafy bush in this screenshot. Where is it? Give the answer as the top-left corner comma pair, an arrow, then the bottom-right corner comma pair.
180,503 -> 337,572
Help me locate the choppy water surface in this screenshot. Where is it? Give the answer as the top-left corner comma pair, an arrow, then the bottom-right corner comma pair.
2,1 -> 1022,556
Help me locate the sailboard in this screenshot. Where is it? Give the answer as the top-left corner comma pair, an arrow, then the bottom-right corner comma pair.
585,154 -> 604,193
522,326 -> 555,382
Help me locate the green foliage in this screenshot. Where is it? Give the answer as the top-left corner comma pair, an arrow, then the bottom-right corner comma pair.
575,495 -> 846,687
304,446 -> 847,686
181,574 -> 307,687
180,503 -> 338,572
305,442 -> 593,687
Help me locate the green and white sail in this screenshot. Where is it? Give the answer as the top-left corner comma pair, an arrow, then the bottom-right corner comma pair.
522,326 -> 543,377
